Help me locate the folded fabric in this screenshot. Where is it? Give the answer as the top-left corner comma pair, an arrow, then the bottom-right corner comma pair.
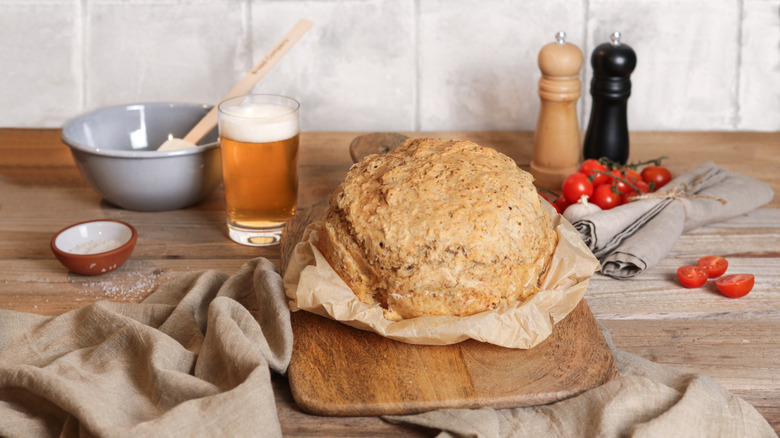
0,258 -> 292,438
573,161 -> 774,279
0,258 -> 774,437
385,322 -> 776,438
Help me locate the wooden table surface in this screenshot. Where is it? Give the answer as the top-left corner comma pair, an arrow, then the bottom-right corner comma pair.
1,129 -> 778,436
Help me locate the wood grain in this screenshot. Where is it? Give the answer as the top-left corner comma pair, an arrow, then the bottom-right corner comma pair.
348,132 -> 409,162
281,205 -> 617,416
288,300 -> 616,416
2,129 -> 779,435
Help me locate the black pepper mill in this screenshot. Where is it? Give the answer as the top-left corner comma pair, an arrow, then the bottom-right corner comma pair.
583,31 -> 637,164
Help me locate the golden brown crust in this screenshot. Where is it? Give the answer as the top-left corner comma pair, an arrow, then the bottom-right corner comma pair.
317,138 -> 558,321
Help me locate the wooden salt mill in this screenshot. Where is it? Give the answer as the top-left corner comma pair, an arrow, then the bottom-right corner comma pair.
583,31 -> 637,164
530,31 -> 583,191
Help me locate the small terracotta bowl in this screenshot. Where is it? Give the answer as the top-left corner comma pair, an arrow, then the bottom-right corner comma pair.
51,220 -> 137,276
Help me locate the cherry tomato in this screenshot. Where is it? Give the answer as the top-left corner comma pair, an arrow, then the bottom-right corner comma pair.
677,265 -> 709,288
697,255 -> 728,278
553,195 -> 572,214
590,184 -> 623,210
561,173 -> 594,203
623,168 -> 642,183
578,159 -> 610,187
620,180 -> 651,204
715,274 -> 754,298
635,180 -> 651,193
642,165 -> 672,190
608,170 -> 631,195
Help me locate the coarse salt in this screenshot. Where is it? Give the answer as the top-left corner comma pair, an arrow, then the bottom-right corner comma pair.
81,269 -> 161,301
70,239 -> 124,255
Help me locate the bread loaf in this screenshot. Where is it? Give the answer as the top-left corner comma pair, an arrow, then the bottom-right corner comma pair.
317,138 -> 558,321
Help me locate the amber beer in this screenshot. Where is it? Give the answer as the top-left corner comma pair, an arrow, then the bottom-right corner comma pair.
221,135 -> 299,225
218,95 -> 300,246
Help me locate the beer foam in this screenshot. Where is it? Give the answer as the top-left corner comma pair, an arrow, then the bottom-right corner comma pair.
220,103 -> 299,143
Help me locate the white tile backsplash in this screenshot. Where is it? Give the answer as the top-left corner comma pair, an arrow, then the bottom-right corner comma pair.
0,0 -> 82,127
418,0 -> 586,131
739,0 -> 780,130
587,0 -> 741,131
249,0 -> 417,132
0,0 -> 778,131
84,0 -> 246,110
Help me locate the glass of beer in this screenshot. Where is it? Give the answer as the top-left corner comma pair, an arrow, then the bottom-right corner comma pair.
217,94 -> 300,246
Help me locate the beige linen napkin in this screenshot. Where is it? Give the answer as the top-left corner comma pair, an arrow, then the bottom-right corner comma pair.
574,161 -> 774,279
0,258 -> 292,438
385,322 -> 776,438
1,258 -> 774,437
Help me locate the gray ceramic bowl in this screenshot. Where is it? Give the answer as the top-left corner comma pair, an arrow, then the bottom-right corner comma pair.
61,102 -> 222,211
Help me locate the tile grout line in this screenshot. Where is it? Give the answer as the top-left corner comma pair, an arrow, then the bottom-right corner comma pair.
245,0 -> 254,76
413,0 -> 420,132
734,0 -> 744,130
581,0 -> 591,129
78,0 -> 87,112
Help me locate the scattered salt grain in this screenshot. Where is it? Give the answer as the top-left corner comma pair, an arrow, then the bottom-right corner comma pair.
70,239 -> 124,255
80,270 -> 160,301
69,261 -> 161,302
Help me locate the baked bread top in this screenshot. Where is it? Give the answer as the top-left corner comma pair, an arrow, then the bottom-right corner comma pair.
318,137 -> 558,321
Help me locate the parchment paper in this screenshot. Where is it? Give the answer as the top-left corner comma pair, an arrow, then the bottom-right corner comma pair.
282,205 -> 600,349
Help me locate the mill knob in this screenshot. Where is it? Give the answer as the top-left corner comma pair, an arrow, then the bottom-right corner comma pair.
583,31 -> 637,164
530,31 -> 584,190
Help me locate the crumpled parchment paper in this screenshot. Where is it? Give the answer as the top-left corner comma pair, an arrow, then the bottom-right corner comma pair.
282,204 -> 600,349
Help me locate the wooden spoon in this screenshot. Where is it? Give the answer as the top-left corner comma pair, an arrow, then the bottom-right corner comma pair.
158,19 -> 313,151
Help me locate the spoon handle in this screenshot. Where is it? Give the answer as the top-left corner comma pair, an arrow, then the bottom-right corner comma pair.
182,19 -> 314,145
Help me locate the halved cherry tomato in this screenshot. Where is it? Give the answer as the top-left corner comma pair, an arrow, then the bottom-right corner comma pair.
715,274 -> 754,298
590,183 -> 623,210
578,159 -> 610,187
561,173 -> 594,203
697,255 -> 728,278
677,265 -> 709,288
642,165 -> 672,190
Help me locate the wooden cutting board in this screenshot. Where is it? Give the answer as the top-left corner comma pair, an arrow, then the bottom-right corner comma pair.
280,204 -> 618,417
